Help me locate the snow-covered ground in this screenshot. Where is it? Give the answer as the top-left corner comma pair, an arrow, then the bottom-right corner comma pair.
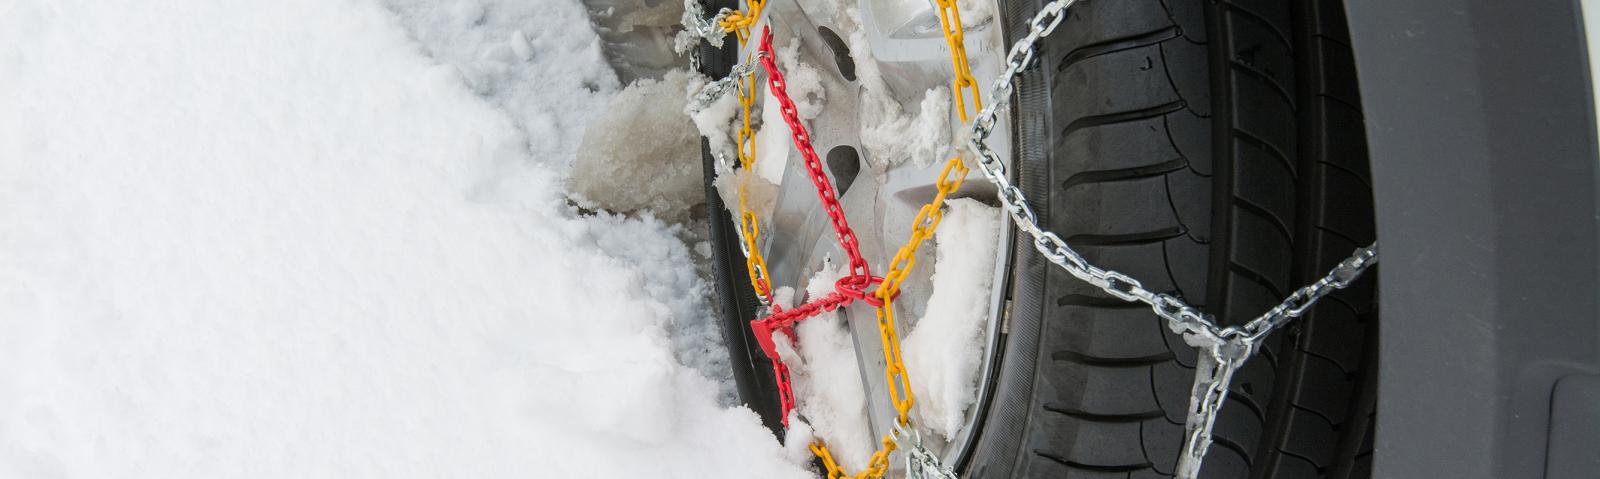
0,0 -> 806,476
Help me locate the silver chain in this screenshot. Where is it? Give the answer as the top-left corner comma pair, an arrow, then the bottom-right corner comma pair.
683,1 -> 1380,477
686,56 -> 763,115
891,423 -> 958,479
675,0 -> 734,60
964,1 -> 1379,478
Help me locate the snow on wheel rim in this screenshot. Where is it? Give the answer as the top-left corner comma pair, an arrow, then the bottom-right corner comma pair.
692,0 -> 1015,472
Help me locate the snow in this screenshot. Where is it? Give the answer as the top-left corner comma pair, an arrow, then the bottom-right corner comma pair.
381,0 -> 621,174
754,86 -> 795,186
776,265 -> 875,472
780,411 -> 821,464
776,38 -> 828,122
0,0 -> 807,476
776,199 -> 1001,466
583,0 -> 687,84
860,87 -> 956,170
568,70 -> 705,221
686,73 -> 743,163
847,30 -> 956,172
749,38 -> 823,185
902,199 -> 1004,439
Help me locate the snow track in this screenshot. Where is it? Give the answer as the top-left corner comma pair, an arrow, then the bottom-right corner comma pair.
0,0 -> 805,477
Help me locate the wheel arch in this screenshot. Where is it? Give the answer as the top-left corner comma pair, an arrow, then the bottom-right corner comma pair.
1343,0 -> 1600,477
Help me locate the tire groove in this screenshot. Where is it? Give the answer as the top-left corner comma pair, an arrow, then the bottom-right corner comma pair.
1234,195 -> 1295,248
1138,415 -> 1176,476
1233,128 -> 1297,178
1042,403 -> 1167,423
1316,91 -> 1363,113
1321,295 -> 1364,321
1159,214 -> 1201,304
1158,0 -> 1209,46
1053,349 -> 1177,367
1162,114 -> 1215,179
1228,383 -> 1269,423
1159,41 -> 1214,120
1297,347 -> 1355,376
1213,434 -> 1255,466
1275,447 -> 1328,470
1290,403 -> 1342,429
1068,226 -> 1188,247
1063,100 -> 1187,138
1057,294 -> 1146,309
1315,225 -> 1368,252
1217,1 -> 1294,53
1319,159 -> 1374,189
1058,26 -> 1183,74
1314,32 -> 1352,49
1232,60 -> 1296,109
1062,158 -> 1188,190
1032,450 -> 1154,473
1229,261 -> 1288,299
1162,163 -> 1211,247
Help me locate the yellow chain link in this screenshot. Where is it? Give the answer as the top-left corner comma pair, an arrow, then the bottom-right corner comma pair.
734,54 -> 773,300
717,0 -> 773,300
720,0 -> 766,43
811,158 -> 969,479
808,3 -> 981,475
934,0 -> 982,121
875,157 -> 968,416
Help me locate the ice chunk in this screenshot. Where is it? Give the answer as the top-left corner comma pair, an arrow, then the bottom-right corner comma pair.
569,69 -> 705,220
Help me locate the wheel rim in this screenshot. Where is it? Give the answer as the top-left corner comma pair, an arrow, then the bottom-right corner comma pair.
722,0 -> 1014,470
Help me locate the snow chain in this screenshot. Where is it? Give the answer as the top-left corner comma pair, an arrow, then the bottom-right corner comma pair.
685,2 -> 979,478
811,3 -> 990,475
687,1 -> 1378,478
749,27 -> 889,434
934,0 -> 982,122
732,47 -> 772,306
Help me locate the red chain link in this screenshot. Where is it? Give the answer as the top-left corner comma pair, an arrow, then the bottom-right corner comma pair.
747,26 -> 887,425
757,28 -> 870,281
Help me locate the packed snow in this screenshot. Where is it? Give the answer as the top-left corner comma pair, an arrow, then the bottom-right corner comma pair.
776,265 -> 876,472
381,0 -> 619,174
582,0 -> 687,84
0,0 -> 809,477
569,70 -> 705,220
902,199 -> 1003,439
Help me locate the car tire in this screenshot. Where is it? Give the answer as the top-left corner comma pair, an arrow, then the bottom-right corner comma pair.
961,1 -> 1379,478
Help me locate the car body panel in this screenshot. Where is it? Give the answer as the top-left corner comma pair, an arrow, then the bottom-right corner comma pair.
1344,0 -> 1600,476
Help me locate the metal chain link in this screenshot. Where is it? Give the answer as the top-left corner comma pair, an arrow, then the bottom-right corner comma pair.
686,58 -> 763,116
932,0 -> 982,122
811,2 -> 986,475
757,29 -> 873,282
894,423 -> 958,479
686,1 -> 1380,477
747,26 -> 885,430
682,4 -> 778,308
675,0 -> 732,55
675,0 -> 766,56
731,51 -> 776,305
964,1 -> 1380,478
